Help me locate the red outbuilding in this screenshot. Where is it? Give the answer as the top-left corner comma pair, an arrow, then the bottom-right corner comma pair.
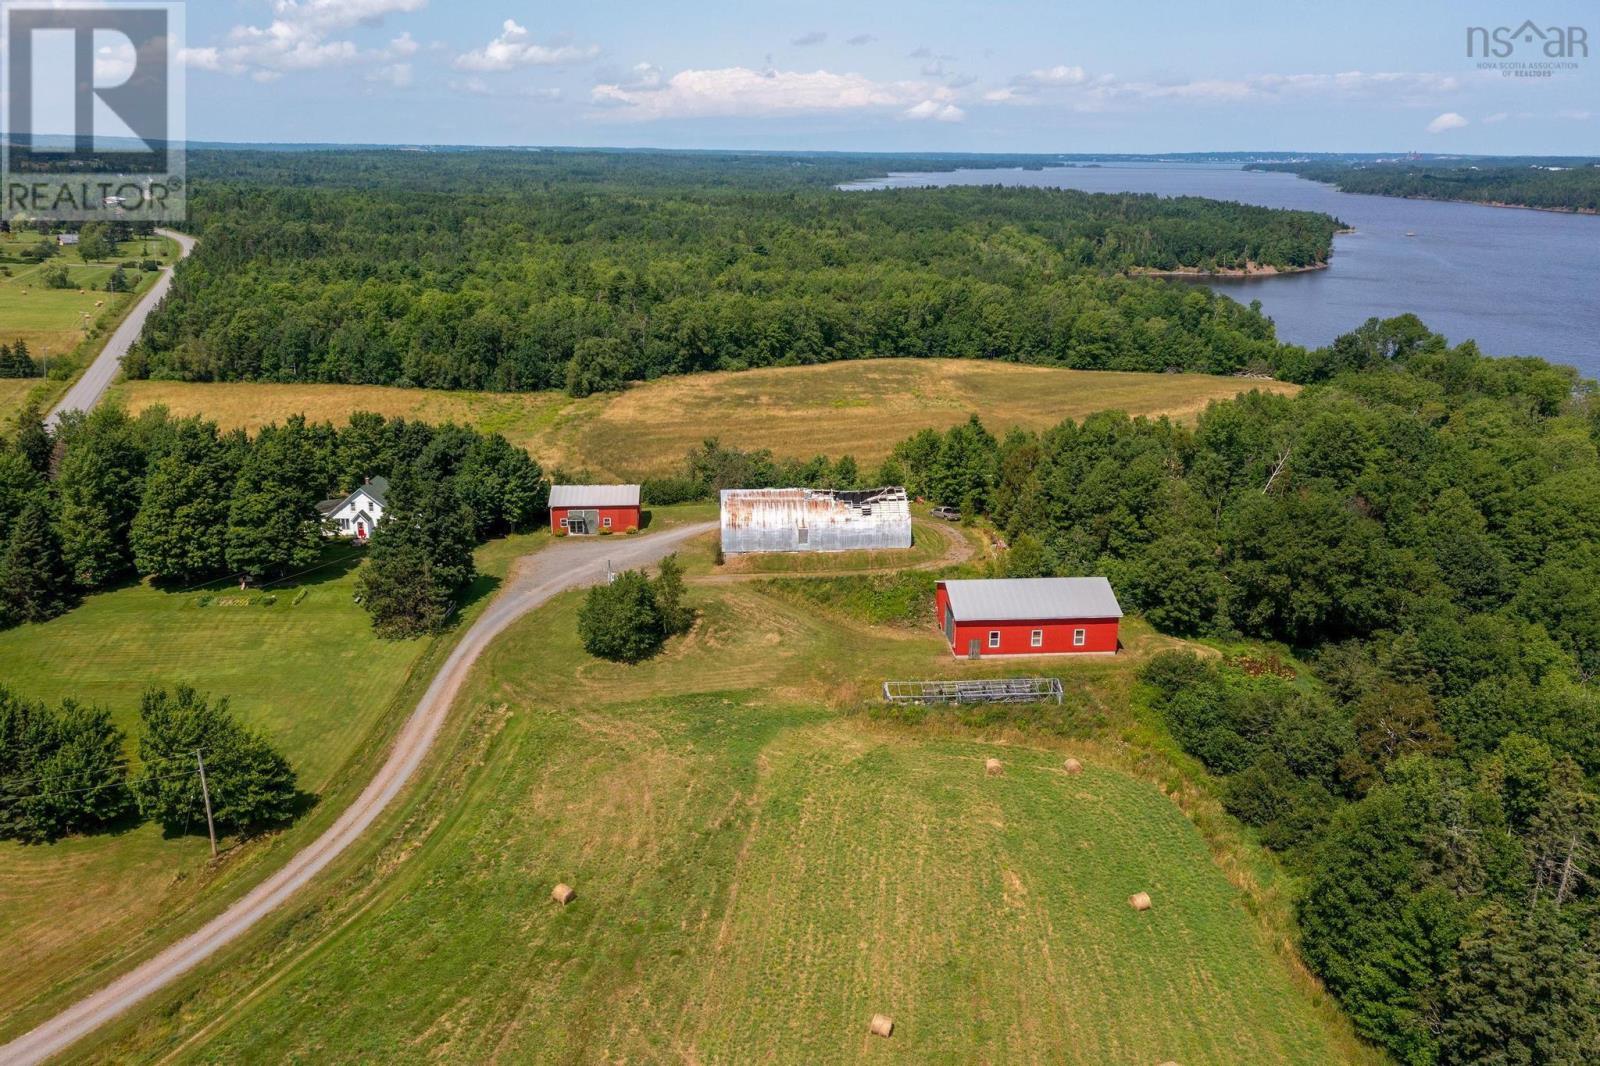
549,484 -> 641,535
935,577 -> 1123,658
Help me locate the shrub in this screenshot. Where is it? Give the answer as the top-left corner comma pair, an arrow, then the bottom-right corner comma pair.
641,476 -> 706,505
577,571 -> 664,662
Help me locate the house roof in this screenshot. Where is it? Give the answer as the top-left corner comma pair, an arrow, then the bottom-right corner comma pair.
316,475 -> 391,516
940,577 -> 1123,622
550,484 -> 640,508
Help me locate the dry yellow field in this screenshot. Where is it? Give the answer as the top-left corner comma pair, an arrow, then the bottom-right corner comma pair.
108,360 -> 1297,478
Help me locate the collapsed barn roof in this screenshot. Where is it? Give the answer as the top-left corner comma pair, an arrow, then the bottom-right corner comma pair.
720,487 -> 912,554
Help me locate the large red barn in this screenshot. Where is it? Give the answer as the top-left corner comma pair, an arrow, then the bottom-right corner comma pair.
935,577 -> 1123,658
549,484 -> 641,535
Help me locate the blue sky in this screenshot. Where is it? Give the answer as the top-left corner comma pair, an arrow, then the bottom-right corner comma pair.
172,0 -> 1598,153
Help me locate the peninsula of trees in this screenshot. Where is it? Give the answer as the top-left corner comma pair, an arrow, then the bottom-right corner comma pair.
1249,158 -> 1600,214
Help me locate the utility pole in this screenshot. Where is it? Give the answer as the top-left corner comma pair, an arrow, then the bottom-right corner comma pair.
195,750 -> 217,858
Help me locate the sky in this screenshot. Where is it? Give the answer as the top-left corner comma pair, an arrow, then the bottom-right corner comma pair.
156,0 -> 1600,152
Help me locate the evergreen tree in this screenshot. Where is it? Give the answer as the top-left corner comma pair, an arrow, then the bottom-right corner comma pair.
1438,905 -> 1600,1065
224,425 -> 325,580
0,498 -> 71,626
55,408 -> 142,588
356,477 -> 476,637
131,422 -> 236,581
132,686 -> 297,836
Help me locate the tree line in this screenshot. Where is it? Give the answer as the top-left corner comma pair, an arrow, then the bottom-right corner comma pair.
882,318 -> 1600,1062
124,150 -> 1339,395
0,405 -> 546,635
1250,159 -> 1600,214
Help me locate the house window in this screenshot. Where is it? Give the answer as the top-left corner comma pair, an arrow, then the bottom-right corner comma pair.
988,631 -> 1001,649
1031,629 -> 1043,648
1073,628 -> 1087,647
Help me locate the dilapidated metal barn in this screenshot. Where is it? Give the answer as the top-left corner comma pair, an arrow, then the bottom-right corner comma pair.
720,487 -> 912,554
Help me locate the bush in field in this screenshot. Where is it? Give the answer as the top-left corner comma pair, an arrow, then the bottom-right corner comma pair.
578,571 -> 665,663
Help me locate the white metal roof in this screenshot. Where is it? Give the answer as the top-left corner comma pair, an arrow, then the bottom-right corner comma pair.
549,484 -> 640,508
941,577 -> 1123,621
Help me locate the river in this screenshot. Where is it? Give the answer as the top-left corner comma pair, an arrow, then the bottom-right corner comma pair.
840,163 -> 1600,378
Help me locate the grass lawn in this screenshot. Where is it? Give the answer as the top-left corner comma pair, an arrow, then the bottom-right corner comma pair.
75,544 -> 1376,1064
0,524 -> 555,1039
108,359 -> 1299,480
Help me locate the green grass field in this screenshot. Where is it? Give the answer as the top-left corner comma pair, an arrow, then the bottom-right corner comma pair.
108,359 -> 1299,480
0,529 -> 546,1038
0,231 -> 177,425
70,532 -> 1375,1064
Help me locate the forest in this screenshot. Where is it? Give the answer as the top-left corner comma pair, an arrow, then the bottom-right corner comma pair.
879,318 -> 1600,1064
125,150 -> 1339,393
1250,158 -> 1600,213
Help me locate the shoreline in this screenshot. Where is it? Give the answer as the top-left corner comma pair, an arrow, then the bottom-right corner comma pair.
1129,260 -> 1330,279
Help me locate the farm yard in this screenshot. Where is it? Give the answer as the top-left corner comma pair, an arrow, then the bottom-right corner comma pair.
66,528 -> 1375,1065
106,359 -> 1299,479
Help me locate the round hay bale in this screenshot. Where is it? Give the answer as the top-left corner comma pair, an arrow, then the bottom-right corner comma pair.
1063,757 -> 1084,775
551,883 -> 576,905
1129,891 -> 1152,912
985,757 -> 1004,777
869,1014 -> 895,1038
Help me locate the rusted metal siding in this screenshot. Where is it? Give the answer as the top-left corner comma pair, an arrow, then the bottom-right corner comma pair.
720,487 -> 912,554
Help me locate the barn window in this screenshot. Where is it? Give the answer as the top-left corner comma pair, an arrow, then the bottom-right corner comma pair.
988,631 -> 1001,649
1073,628 -> 1086,647
603,516 -> 612,528
559,518 -> 568,529
798,527 -> 808,544
1031,630 -> 1043,648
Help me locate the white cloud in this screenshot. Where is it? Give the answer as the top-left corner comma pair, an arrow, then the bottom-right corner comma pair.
1426,111 -> 1468,133
904,99 -> 964,122
792,31 -> 827,47
451,76 -> 561,99
591,65 -> 951,120
179,0 -> 426,78
985,65 -> 1465,112
454,19 -> 599,71
1022,64 -> 1087,87
367,62 -> 413,88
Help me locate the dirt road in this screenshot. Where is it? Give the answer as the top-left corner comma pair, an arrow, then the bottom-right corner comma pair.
45,228 -> 196,430
0,522 -> 715,1066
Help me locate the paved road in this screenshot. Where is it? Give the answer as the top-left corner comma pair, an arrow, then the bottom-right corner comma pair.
45,228 -> 197,430
0,522 -> 716,1066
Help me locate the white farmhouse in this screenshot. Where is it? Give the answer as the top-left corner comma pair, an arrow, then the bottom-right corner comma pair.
316,476 -> 389,541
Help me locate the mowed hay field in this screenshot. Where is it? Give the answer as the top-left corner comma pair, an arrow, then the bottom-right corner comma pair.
108,359 -> 1299,479
0,231 -> 175,360
0,532 -> 543,1040
82,554 -> 1369,1065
